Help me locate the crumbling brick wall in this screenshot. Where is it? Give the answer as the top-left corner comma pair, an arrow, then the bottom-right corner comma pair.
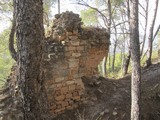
43,11 -> 110,115
0,11 -> 110,119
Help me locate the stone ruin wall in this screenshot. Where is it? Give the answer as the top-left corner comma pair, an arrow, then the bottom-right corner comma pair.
43,11 -> 110,115
0,11 -> 110,119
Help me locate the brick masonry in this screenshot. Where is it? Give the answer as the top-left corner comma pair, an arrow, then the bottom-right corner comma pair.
43,11 -> 110,115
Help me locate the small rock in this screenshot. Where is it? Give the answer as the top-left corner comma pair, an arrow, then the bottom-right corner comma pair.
112,111 -> 118,116
97,89 -> 103,93
104,109 -> 110,113
95,81 -> 101,85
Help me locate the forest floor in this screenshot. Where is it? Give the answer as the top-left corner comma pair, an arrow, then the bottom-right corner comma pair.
53,59 -> 160,120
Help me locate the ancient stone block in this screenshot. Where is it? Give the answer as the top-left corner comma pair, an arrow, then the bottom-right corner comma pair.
76,46 -> 84,51
72,91 -> 78,97
68,46 -> 76,51
69,85 -> 76,91
66,81 -> 75,85
61,86 -> 69,94
72,53 -> 81,57
68,36 -> 78,40
69,60 -> 79,68
70,41 -> 80,46
61,102 -> 69,107
55,78 -> 64,83
54,107 -> 65,113
73,96 -> 80,101
66,106 -> 73,110
55,95 -> 65,101
55,90 -> 61,96
66,93 -> 72,99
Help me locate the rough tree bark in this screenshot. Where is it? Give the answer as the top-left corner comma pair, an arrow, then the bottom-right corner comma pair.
129,0 -> 141,120
146,0 -> 159,67
16,0 -> 49,120
9,0 -> 17,61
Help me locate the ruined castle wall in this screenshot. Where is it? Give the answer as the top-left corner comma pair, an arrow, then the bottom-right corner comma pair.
43,11 -> 110,115
0,12 -> 110,119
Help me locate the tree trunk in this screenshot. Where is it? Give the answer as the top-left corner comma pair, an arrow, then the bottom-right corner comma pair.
102,0 -> 111,76
111,17 -> 118,72
16,0 -> 49,120
112,43 -> 117,72
123,0 -> 131,76
159,37 -> 160,58
123,50 -> 131,75
146,0 -> 159,67
102,57 -> 107,77
140,0 -> 149,57
9,0 -> 17,61
58,0 -> 60,14
130,0 -> 141,120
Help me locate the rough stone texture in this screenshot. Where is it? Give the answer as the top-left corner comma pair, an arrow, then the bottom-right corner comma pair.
0,65 -> 23,120
0,11 -> 110,119
44,11 -> 110,116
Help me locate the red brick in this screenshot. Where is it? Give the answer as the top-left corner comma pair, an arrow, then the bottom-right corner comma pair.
69,85 -> 76,91
61,86 -> 69,94
66,93 -> 72,99
55,95 -> 65,101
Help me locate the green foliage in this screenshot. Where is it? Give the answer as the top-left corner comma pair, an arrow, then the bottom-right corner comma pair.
80,8 -> 98,25
106,53 -> 126,78
43,0 -> 56,16
105,50 -> 159,79
141,50 -> 159,66
0,0 -> 13,13
0,28 -> 14,86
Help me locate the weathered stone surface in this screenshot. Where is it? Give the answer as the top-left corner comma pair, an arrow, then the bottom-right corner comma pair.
69,85 -> 76,91
72,53 -> 81,57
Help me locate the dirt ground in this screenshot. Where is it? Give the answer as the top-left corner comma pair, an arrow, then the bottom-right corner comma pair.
52,62 -> 160,120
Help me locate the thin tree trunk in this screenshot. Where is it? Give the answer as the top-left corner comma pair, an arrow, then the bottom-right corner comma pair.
9,0 -> 17,61
102,0 -> 111,76
146,0 -> 159,67
16,0 -> 49,120
130,0 -> 141,120
158,42 -> 160,59
153,24 -> 160,41
108,48 -> 111,70
58,0 -> 60,14
123,50 -> 131,75
122,0 -> 131,75
111,17 -> 118,72
112,42 -> 117,72
120,9 -> 127,71
140,0 -> 149,57
102,57 -> 107,76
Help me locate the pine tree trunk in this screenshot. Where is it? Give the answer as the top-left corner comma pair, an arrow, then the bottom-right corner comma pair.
123,50 -> 131,75
9,0 -> 17,61
16,0 -> 49,120
112,43 -> 117,72
129,0 -> 141,120
146,0 -> 159,67
140,0 -> 149,57
58,0 -> 60,14
102,0 -> 111,76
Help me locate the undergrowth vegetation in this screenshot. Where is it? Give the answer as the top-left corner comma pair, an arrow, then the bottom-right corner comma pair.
0,28 -> 14,86
103,50 -> 159,79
